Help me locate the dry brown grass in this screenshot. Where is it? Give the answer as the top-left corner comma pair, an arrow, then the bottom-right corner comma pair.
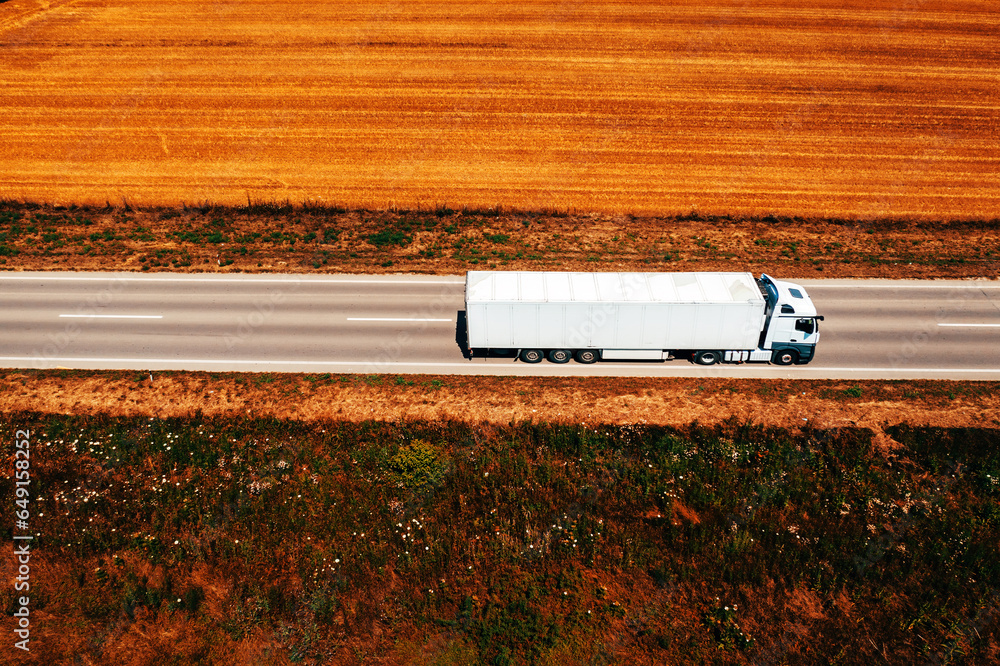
1,0 -> 998,218
3,370 -> 998,432
2,202 -> 999,278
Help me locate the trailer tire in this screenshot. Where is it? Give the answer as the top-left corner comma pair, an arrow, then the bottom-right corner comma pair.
772,349 -> 798,366
547,349 -> 571,364
519,349 -> 544,364
694,350 -> 721,366
574,349 -> 598,364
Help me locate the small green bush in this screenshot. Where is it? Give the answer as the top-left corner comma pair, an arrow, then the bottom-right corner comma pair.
367,228 -> 411,247
388,439 -> 448,493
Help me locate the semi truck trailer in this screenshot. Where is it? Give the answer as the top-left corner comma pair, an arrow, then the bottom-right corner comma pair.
464,271 -> 823,365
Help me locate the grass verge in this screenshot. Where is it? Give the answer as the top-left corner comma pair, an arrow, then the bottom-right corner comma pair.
0,371 -> 998,430
2,415 -> 998,664
1,201 -> 998,278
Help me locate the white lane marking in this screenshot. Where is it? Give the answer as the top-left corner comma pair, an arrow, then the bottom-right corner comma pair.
0,275 -> 465,284
938,323 -> 1000,327
59,314 -> 162,319
347,317 -> 452,322
0,356 -> 997,373
807,284 -> 1000,288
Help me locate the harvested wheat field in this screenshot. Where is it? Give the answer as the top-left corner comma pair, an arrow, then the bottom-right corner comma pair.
1,0 -> 998,218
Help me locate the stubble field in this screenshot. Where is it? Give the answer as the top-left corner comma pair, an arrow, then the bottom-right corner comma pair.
1,0 -> 998,218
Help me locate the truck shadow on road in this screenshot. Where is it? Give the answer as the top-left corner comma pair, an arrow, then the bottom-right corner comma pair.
456,310 -> 471,359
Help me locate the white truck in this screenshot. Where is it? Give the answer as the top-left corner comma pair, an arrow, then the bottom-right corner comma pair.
464,271 -> 823,365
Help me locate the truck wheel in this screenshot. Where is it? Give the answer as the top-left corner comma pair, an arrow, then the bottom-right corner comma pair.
694,350 -> 721,366
574,349 -> 598,364
547,349 -> 571,364
772,349 -> 799,366
519,349 -> 544,364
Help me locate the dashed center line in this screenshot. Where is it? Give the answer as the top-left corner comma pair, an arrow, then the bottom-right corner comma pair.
347,317 -> 452,322
59,314 -> 163,319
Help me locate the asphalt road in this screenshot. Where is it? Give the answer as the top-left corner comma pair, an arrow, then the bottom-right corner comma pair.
0,272 -> 997,379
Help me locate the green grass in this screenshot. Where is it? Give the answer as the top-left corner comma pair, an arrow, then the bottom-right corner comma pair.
1,415 -> 998,663
367,228 -> 412,248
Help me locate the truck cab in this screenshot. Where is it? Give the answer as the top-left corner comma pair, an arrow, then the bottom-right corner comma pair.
757,274 -> 823,364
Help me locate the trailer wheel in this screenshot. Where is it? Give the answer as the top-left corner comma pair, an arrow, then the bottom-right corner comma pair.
547,349 -> 571,364
772,349 -> 798,366
693,350 -> 721,366
574,349 -> 598,364
519,349 -> 544,364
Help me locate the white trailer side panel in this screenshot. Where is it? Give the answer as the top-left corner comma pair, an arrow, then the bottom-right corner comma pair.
564,304 -> 593,348
484,302 -> 512,347
641,305 -> 672,347
616,306 -> 645,348
537,304 -> 565,347
465,272 -> 765,351
512,304 -> 538,347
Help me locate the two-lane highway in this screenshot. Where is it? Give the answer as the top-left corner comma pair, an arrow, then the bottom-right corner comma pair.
0,272 -> 997,379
